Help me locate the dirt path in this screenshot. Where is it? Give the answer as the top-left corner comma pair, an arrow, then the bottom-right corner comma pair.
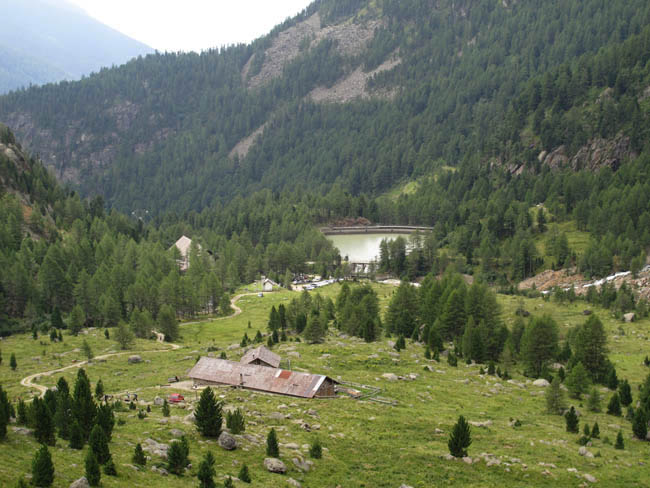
181,291 -> 268,326
20,342 -> 181,398
20,292 -> 266,397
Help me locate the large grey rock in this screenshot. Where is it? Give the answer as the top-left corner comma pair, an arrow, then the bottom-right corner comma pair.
128,355 -> 143,364
268,412 -> 285,421
532,378 -> 550,387
12,427 -> 32,435
218,431 -> 237,450
169,429 -> 184,438
583,474 -> 597,483
264,458 -> 287,474
382,373 -> 399,381
142,438 -> 170,459
578,446 -> 594,458
292,457 -> 313,472
154,396 -> 164,406
287,478 -> 302,487
69,477 -> 90,488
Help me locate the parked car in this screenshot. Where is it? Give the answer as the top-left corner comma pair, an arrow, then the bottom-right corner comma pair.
168,393 -> 185,403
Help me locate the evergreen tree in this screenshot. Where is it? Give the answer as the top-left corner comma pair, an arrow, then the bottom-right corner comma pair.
69,420 -> 84,449
72,369 -> 96,440
51,306 -> 64,329
303,312 -> 325,344
448,415 -> 472,458
85,450 -> 101,487
424,346 -> 431,360
632,409 -> 648,440
226,408 -> 245,435
114,321 -> 135,349
607,393 -> 622,416
133,443 -> 147,466
194,387 -> 223,438
31,445 -> 55,487
254,330 -> 262,343
309,438 -> 322,459
591,422 -> 600,439
17,399 -> 27,425
103,454 -> 117,476
583,423 -> 590,437
197,450 -> 216,488
167,439 -> 188,475
587,387 -> 601,412
89,424 -> 110,464
546,376 -> 567,415
33,398 -> 56,446
565,406 -> 579,433
162,399 -> 170,417
268,306 -> 280,332
572,315 -> 608,381
159,304 -> 179,341
619,379 -> 632,407
10,353 -> 16,371
96,403 -> 115,441
81,339 -> 94,361
266,428 -> 279,457
606,366 -> 619,390
238,463 -> 251,483
240,333 -> 249,347
69,305 -> 85,336
223,477 -> 234,488
385,282 -> 419,337
520,315 -> 559,377
94,379 -> 104,400
615,431 -> 625,450
447,351 -> 458,367
427,322 -> 444,352
566,362 -> 590,399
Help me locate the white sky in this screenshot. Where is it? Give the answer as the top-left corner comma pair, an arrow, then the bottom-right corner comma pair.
67,0 -> 314,52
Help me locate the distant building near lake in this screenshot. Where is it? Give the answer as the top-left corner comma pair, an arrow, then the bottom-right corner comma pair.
240,345 -> 281,368
188,356 -> 338,399
171,235 -> 198,271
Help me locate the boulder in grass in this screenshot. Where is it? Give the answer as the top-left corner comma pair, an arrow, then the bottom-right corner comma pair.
264,458 -> 286,474
532,379 -> 550,387
128,355 -> 143,364
69,478 -> 90,488
218,432 -> 237,450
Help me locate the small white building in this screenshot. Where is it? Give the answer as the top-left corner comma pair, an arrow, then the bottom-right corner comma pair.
171,235 -> 198,272
262,278 -> 277,292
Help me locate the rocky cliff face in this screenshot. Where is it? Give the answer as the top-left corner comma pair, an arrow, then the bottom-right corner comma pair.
540,134 -> 636,172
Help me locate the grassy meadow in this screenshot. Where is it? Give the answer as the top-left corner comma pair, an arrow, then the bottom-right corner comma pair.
1,283 -> 649,487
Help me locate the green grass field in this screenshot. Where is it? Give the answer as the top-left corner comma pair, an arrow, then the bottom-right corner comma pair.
1,284 -> 649,487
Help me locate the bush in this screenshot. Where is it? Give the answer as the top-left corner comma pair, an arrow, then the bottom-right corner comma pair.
615,431 -> 625,450
565,406 -> 579,433
238,463 -> 251,483
447,352 -> 458,367
226,408 -> 245,435
591,422 -> 600,439
309,438 -> 322,459
607,393 -> 622,416
132,443 -> 146,466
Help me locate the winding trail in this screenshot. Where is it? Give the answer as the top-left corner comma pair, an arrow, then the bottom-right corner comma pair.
21,342 -> 181,398
20,292 -> 265,397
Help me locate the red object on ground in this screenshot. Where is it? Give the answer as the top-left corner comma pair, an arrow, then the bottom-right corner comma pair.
168,393 -> 184,403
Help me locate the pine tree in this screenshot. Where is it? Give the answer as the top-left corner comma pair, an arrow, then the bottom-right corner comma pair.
615,431 -> 625,450
238,463 -> 251,483
33,398 -> 56,446
72,369 -> 96,440
591,422 -> 600,439
159,304 -> 179,341
51,307 -> 63,330
89,424 -> 110,464
303,312 -> 325,344
619,379 -> 632,407
96,403 -> 115,441
587,387 -> 601,412
54,377 -> 72,440
447,351 -> 458,367
607,393 -> 622,416
31,445 -> 55,487
17,399 -> 27,425
224,477 -> 234,488
85,450 -> 101,487
162,399 -> 170,417
268,306 -> 280,332
566,362 -> 590,399
103,454 -> 117,476
10,353 -> 16,371
240,333 -> 249,347
448,415 -> 472,458
82,339 -> 94,361
632,409 -> 648,440
254,330 -> 263,343
226,408 -> 245,434
546,376 -> 567,414
167,440 -> 187,475
424,346 -> 431,359
606,366 -> 619,390
195,387 -> 223,438
197,451 -> 216,488
266,428 -> 279,457
309,438 -> 322,459
115,320 -> 135,349
133,443 -> 147,466
94,379 -> 104,400
69,420 -> 84,449
583,423 -> 591,437
565,406 -> 579,433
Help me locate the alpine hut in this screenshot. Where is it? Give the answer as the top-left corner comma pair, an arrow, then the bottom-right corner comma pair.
188,357 -> 337,398
240,345 -> 281,368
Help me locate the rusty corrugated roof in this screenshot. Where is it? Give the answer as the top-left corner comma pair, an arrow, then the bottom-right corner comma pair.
188,357 -> 336,398
240,345 -> 281,368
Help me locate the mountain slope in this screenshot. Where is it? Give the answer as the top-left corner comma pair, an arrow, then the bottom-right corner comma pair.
0,0 -> 649,216
0,0 -> 154,94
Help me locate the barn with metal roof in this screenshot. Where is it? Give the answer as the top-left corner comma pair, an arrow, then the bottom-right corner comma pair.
240,345 -> 281,368
188,357 -> 337,398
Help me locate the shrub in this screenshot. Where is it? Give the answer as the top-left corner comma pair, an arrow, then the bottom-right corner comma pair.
448,415 -> 472,458
309,438 -> 322,459
565,406 -> 579,433
266,428 -> 279,457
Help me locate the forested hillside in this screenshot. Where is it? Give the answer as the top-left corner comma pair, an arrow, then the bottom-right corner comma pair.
1,0 -> 649,215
